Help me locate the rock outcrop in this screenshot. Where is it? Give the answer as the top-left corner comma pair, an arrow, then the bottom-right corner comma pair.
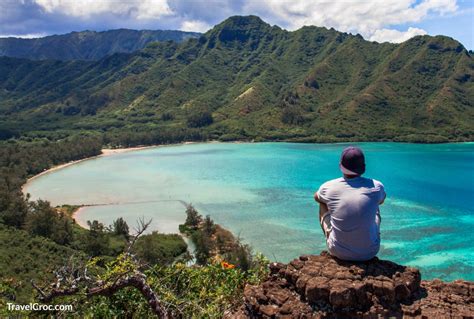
230,252 -> 473,318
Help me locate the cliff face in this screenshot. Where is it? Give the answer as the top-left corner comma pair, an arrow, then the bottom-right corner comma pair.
1,16 -> 473,142
230,251 -> 473,318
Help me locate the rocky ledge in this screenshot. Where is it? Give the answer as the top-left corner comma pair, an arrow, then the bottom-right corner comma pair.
230,252 -> 473,318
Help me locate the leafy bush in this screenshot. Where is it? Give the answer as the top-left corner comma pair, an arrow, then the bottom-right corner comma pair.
72,253 -> 269,318
160,112 -> 174,121
84,220 -> 110,256
113,217 -> 129,239
133,232 -> 188,266
186,111 -> 213,128
184,204 -> 202,230
281,107 -> 305,125
25,200 -> 73,245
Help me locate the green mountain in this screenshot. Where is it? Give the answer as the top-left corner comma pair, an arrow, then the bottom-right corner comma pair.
0,29 -> 201,61
0,16 -> 472,143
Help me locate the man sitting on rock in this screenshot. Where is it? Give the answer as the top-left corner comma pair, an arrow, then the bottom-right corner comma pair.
314,146 -> 386,261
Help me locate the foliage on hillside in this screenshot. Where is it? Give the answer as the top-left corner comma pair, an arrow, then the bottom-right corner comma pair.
48,253 -> 268,318
0,29 -> 201,61
133,231 -> 189,265
180,205 -> 255,270
0,16 -> 472,143
0,223 -> 84,304
0,137 -> 269,318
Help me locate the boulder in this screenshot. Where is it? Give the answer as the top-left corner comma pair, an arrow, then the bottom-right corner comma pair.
232,251 -> 473,318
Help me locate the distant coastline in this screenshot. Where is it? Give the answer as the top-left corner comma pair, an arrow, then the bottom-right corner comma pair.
21,142 -> 206,194
21,140 -> 227,229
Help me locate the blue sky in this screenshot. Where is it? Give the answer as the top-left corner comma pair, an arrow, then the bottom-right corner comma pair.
0,0 -> 472,49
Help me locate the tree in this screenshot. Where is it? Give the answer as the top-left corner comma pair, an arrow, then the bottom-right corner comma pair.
0,189 -> 28,228
186,111 -> 213,128
133,232 -> 187,266
203,215 -> 216,237
185,205 -> 201,229
191,231 -> 212,265
113,217 -> 129,239
281,107 -> 305,125
25,200 -> 73,245
225,240 -> 253,271
85,220 -> 109,256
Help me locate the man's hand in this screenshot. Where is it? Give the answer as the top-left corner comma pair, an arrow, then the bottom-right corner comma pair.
314,191 -> 322,203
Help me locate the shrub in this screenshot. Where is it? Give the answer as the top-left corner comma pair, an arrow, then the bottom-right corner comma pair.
186,111 -> 213,128
281,107 -> 305,125
84,220 -> 110,256
184,204 -> 201,229
25,200 -> 73,245
113,217 -> 129,239
69,253 -> 268,318
160,112 -> 174,121
133,232 -> 187,266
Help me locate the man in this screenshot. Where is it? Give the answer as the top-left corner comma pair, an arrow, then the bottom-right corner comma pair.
314,146 -> 386,261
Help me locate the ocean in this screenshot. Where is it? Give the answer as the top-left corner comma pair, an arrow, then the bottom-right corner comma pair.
24,142 -> 474,281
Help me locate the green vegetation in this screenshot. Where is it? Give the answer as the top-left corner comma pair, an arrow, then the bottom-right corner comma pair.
0,16 -> 472,143
21,252 -> 268,318
113,217 -> 130,239
0,223 -> 85,304
25,200 -> 74,245
0,136 -> 268,317
133,232 -> 188,265
80,255 -> 268,318
0,29 -> 201,61
0,14 -> 472,317
181,205 -> 255,271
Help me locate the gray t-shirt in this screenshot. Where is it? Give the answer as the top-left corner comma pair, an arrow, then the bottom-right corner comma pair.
317,176 -> 385,261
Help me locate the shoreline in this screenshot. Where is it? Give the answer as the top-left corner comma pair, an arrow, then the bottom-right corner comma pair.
21,142 -> 205,195
71,206 -> 90,229
21,139 -> 472,195
21,140 -> 231,231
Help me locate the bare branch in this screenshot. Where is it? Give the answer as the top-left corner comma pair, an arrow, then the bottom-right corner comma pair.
34,273 -> 169,318
126,217 -> 152,253
31,220 -> 170,318
31,280 -> 46,299
87,273 -> 168,318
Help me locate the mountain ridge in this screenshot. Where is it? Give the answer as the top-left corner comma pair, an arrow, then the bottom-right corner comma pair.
0,15 -> 472,143
0,29 -> 201,61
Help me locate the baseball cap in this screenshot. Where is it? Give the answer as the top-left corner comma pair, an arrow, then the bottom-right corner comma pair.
340,146 -> 366,176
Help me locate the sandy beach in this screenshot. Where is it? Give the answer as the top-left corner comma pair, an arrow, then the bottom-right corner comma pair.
22,140 -> 224,194
71,206 -> 89,228
22,141 -> 209,229
21,144 -> 164,227
21,144 -> 178,194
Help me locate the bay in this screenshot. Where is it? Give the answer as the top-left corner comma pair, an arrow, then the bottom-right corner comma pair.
24,142 -> 474,281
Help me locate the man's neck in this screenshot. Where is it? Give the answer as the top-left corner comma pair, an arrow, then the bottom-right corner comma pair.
344,174 -> 361,179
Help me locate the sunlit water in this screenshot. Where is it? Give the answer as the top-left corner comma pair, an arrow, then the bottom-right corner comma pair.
24,142 -> 474,281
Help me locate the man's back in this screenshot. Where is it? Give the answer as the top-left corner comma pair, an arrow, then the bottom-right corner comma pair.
317,176 -> 385,261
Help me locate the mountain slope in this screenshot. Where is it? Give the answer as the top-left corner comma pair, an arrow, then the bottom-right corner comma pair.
0,16 -> 472,142
0,29 -> 201,61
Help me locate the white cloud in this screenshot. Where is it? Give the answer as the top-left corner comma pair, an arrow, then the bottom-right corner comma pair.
244,0 -> 458,42
180,20 -> 211,32
0,0 -> 464,45
0,33 -> 48,39
34,0 -> 173,19
369,27 -> 428,43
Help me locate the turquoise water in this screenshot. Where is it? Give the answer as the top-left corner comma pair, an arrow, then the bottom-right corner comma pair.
24,142 -> 474,281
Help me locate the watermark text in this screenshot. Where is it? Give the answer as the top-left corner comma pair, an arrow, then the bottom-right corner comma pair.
7,302 -> 73,312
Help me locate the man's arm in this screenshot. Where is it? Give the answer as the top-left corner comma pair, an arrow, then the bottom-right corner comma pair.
379,193 -> 386,205
314,192 -> 329,234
